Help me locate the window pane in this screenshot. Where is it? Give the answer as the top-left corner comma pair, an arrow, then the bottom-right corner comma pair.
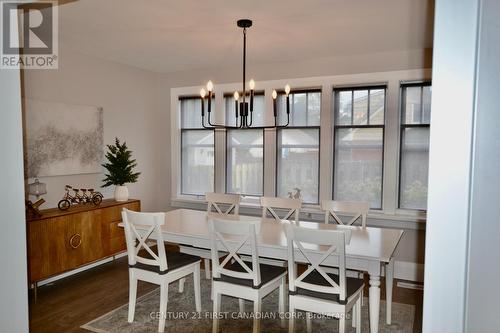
353,90 -> 368,125
334,128 -> 383,208
180,99 -> 202,128
422,86 -> 432,124
369,89 -> 385,125
181,130 -> 214,195
400,128 -> 430,210
337,91 -> 352,125
307,92 -> 321,126
404,87 -> 422,124
277,128 -> 319,203
227,129 -> 263,196
181,97 -> 215,128
226,94 -> 265,127
278,91 -> 321,126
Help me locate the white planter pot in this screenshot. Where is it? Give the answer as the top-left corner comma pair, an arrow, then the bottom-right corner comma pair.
114,185 -> 129,202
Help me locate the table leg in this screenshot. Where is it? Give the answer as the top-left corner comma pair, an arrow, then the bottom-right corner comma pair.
369,271 -> 381,333
385,258 -> 394,325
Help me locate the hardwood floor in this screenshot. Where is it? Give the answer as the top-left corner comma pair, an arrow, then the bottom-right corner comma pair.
29,253 -> 423,333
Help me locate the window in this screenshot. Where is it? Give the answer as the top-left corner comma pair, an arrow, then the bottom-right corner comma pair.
180,97 -> 214,195
276,90 -> 321,203
333,86 -> 386,209
225,93 -> 265,196
399,82 -> 431,210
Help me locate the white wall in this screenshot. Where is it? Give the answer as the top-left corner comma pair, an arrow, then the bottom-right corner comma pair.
23,45 -> 166,212
0,60 -> 29,331
465,0 -> 500,330
422,0 -> 500,332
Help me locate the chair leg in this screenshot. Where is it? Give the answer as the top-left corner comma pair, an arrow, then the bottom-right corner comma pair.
239,299 -> 245,313
355,297 -> 361,333
204,258 -> 211,279
213,292 -> 221,333
339,316 -> 346,333
288,301 -> 295,333
253,299 -> 262,333
158,281 -> 169,333
352,303 -> 356,328
194,264 -> 201,312
179,277 -> 185,293
127,271 -> 138,323
306,313 -> 312,333
279,276 -> 286,328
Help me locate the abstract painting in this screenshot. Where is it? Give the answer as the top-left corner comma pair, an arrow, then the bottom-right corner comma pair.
24,98 -> 104,177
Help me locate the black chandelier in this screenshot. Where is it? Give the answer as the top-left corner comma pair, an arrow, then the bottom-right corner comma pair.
200,19 -> 291,129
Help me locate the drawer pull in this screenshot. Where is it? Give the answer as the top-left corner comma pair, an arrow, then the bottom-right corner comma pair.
69,233 -> 82,249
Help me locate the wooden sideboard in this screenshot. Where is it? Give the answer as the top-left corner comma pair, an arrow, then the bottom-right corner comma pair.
26,199 -> 140,286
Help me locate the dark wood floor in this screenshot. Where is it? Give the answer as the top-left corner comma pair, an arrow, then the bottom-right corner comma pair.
29,255 -> 423,333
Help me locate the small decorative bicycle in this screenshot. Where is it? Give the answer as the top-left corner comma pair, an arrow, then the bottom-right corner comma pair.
58,185 -> 103,210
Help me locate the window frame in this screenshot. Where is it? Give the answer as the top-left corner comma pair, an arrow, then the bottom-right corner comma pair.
275,89 -> 322,204
332,85 -> 387,210
398,81 -> 432,211
179,96 -> 215,196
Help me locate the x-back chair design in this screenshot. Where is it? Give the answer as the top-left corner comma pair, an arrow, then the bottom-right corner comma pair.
209,217 -> 287,333
321,200 -> 369,228
285,224 -> 363,333
261,196 -> 301,223
122,208 -> 201,332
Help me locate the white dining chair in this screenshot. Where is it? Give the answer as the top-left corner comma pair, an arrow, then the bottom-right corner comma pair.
210,217 -> 287,333
261,196 -> 301,223
178,192 -> 241,293
285,224 -> 363,333
321,200 -> 369,228
122,208 -> 202,333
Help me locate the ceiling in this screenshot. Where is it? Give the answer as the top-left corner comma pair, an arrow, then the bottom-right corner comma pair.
58,0 -> 434,73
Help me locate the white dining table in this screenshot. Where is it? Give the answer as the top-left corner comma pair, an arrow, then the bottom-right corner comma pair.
130,208 -> 404,333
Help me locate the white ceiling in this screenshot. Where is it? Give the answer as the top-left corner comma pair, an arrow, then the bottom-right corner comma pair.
58,0 -> 434,73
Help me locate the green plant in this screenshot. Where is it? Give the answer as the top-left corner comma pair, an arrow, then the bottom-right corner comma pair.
102,138 -> 140,187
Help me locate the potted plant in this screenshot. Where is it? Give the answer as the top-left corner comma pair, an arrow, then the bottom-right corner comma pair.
102,138 -> 140,202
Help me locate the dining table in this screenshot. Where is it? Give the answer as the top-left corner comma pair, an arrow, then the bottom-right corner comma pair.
129,208 -> 404,333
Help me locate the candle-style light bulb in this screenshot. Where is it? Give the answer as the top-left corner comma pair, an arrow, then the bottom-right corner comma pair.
200,88 -> 206,98
234,91 -> 239,120
249,79 -> 255,90
272,90 -> 278,118
206,80 -> 214,92
285,84 -> 291,96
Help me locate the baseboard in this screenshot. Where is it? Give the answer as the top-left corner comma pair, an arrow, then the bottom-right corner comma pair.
394,260 -> 424,282
35,252 -> 128,287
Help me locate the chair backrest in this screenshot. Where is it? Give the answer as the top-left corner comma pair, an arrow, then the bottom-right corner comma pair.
206,192 -> 241,215
261,196 -> 301,222
285,224 -> 351,302
121,208 -> 168,271
209,217 -> 261,287
321,200 -> 369,228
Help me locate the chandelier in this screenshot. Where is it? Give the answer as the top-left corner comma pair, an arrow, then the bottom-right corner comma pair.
199,19 -> 291,129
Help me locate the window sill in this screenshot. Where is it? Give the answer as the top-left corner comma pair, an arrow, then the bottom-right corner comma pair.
170,195 -> 426,230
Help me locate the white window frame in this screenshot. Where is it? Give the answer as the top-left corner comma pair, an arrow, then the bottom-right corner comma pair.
170,69 -> 431,223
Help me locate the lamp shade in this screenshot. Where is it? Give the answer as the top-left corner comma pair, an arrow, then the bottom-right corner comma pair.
28,178 -> 47,197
